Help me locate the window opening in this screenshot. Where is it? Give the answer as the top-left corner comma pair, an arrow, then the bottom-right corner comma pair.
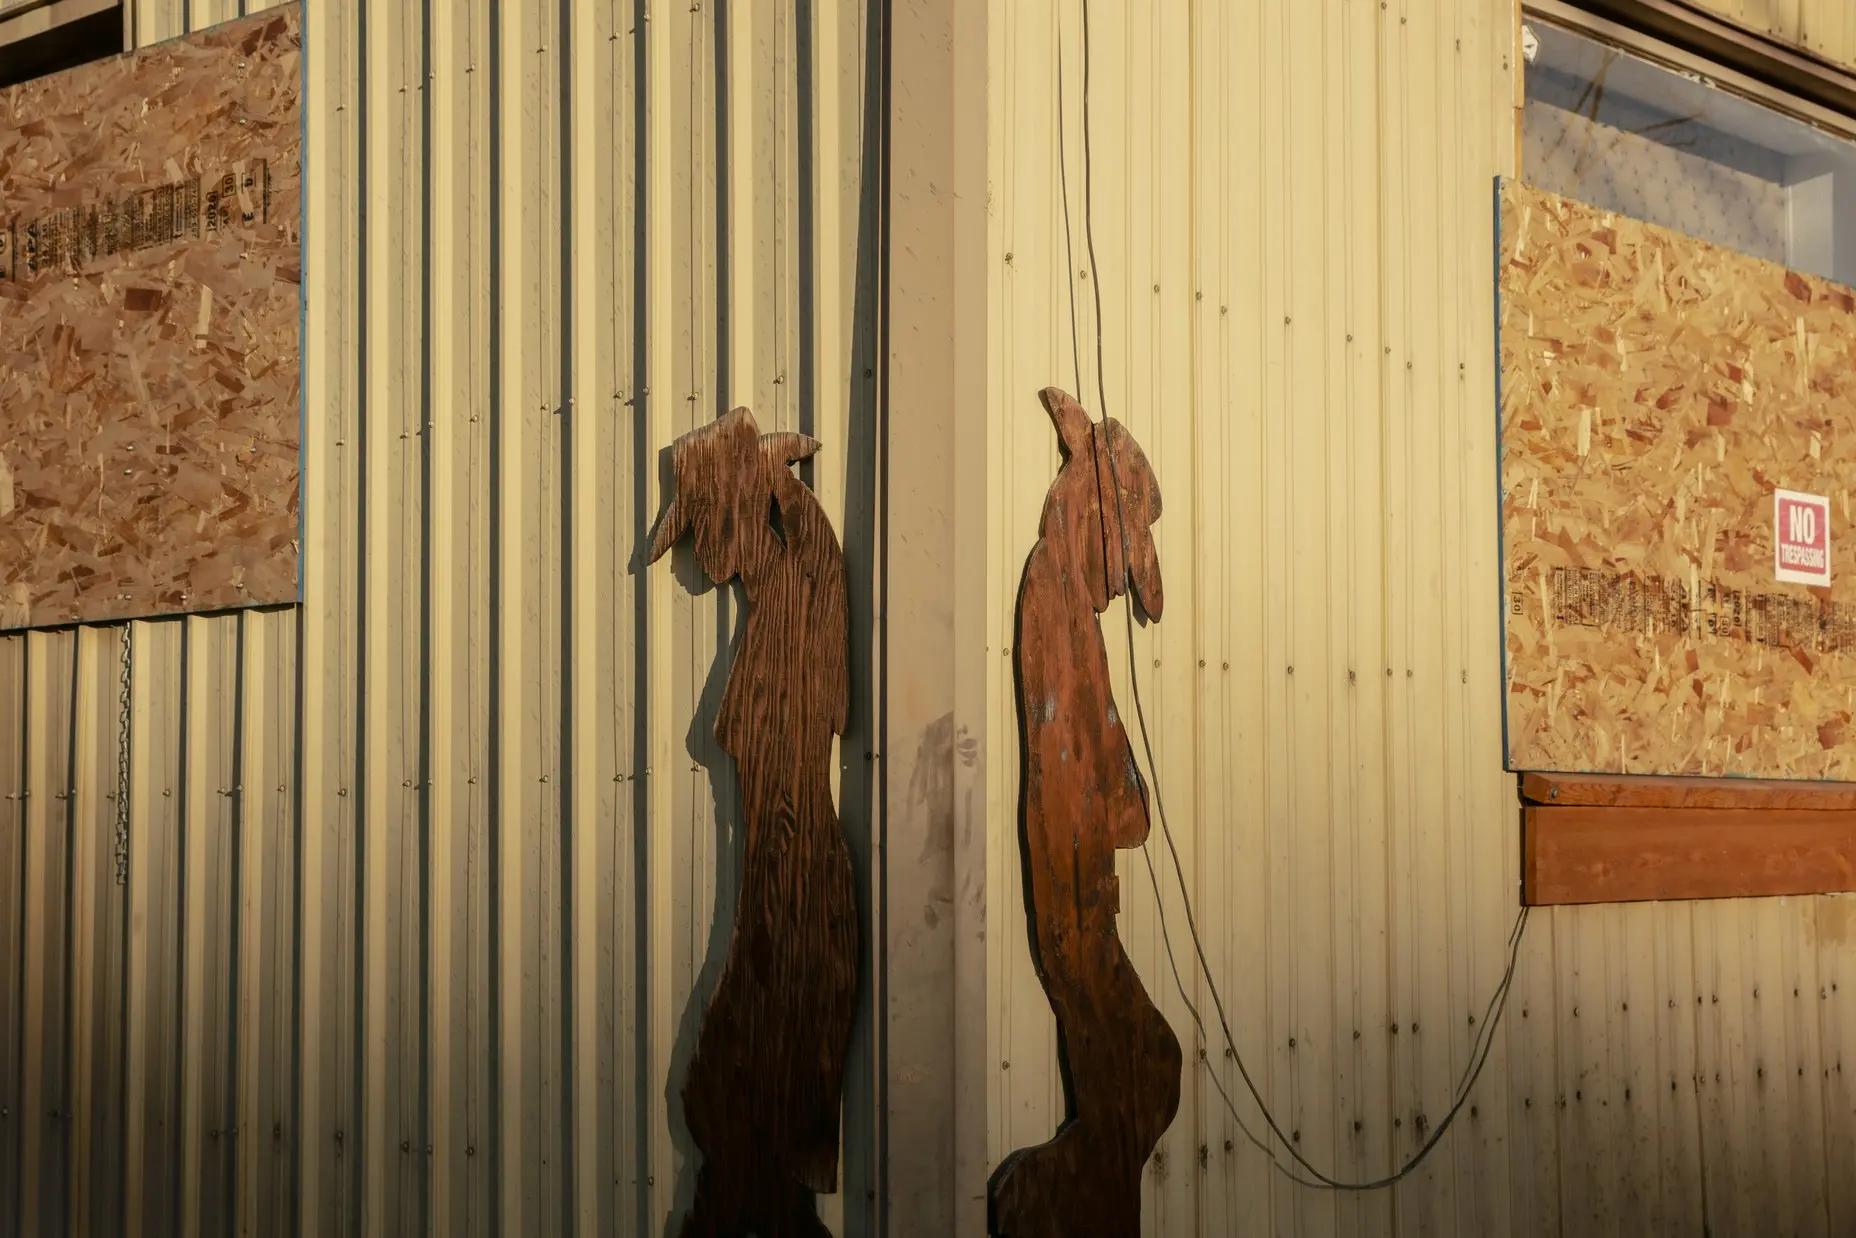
1524,15 -> 1856,285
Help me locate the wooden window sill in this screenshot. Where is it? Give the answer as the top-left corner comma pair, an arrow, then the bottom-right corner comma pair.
1521,772 -> 1856,905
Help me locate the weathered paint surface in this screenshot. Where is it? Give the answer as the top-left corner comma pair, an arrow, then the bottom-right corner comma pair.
0,0 -> 882,1235
1684,0 -> 1856,73
986,1 -> 1856,1235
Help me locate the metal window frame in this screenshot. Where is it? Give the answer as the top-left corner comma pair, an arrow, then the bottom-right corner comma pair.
1526,0 -> 1856,137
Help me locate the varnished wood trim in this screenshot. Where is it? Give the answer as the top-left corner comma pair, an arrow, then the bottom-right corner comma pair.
1521,771 -> 1856,811
1523,804 -> 1856,905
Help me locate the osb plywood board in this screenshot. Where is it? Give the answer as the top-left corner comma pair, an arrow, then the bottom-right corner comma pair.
1499,177 -> 1856,781
0,7 -> 300,630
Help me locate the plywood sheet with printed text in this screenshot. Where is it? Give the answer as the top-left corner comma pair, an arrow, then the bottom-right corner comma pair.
1501,178 -> 1856,780
0,7 -> 301,629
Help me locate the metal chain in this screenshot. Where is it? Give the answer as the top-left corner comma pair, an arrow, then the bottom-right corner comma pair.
113,622 -> 132,886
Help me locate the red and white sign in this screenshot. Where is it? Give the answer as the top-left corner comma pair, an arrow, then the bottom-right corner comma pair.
1775,488 -> 1832,587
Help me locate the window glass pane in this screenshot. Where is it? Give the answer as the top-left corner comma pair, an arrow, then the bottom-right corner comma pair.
1524,17 -> 1856,286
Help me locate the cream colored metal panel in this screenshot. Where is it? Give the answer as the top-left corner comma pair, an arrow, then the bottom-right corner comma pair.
11,0 -> 850,1230
422,1 -> 494,1233
1689,0 -> 1856,70
0,637 -> 21,1234
357,0 -> 424,1230
124,619 -> 183,1238
235,607 -> 298,1235
66,625 -> 128,1238
177,615 -> 241,1236
1818,895 -> 1856,1233
298,0 -> 364,1228
18,630 -> 74,1236
988,0 -> 1856,1233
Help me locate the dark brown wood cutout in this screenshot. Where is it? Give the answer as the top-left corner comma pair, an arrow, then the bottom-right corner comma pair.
649,408 -> 858,1238
990,388 -> 1182,1238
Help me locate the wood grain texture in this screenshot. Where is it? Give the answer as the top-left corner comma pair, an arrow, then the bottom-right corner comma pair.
1498,178 -> 1856,780
1523,803 -> 1856,903
0,8 -> 300,630
989,389 -> 1181,1238
1522,770 -> 1856,810
648,408 -> 856,1238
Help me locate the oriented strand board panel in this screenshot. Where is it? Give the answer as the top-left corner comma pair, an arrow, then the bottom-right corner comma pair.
0,7 -> 301,630
1499,177 -> 1856,779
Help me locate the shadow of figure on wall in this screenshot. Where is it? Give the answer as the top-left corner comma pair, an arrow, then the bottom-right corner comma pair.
989,388 -> 1183,1238
648,408 -> 860,1238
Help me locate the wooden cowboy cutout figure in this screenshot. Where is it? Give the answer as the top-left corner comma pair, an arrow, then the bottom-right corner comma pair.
990,388 -> 1183,1238
650,408 -> 858,1238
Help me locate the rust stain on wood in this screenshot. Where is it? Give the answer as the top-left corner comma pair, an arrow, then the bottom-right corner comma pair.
648,408 -> 857,1237
0,9 -> 301,630
990,388 -> 1181,1238
1499,178 -> 1856,780
1524,803 -> 1856,904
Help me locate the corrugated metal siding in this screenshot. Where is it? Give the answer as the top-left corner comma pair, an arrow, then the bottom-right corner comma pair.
1682,0 -> 1856,74
1,1 -> 882,1235
986,1 -> 1856,1235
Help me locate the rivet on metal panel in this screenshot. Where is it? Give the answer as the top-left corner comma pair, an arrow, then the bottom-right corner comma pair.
337,788 -> 348,797
540,774 -> 550,784
1220,306 -> 1227,314
1001,1060 -> 1010,1070
1283,316 -> 1291,325
1153,284 -> 1160,293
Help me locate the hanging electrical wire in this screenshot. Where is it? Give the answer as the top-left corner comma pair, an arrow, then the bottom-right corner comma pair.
1057,0 -> 1532,1192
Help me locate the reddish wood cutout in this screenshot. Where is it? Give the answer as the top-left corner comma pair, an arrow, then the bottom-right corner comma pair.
649,408 -> 858,1238
990,389 -> 1182,1237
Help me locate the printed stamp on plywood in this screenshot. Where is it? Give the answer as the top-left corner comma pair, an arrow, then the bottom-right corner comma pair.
0,8 -> 301,629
